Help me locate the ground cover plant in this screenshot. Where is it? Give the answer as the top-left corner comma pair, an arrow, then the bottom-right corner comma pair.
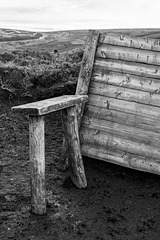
0,48 -> 83,102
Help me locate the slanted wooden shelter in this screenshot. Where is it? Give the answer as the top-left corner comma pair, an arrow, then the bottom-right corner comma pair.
12,29 -> 160,215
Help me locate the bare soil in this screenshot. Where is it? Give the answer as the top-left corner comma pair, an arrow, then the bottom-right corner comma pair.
1,100 -> 160,240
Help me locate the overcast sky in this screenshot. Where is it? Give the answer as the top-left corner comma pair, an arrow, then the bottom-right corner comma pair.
0,0 -> 160,31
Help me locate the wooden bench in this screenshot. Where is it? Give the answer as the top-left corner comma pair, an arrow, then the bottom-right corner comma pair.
12,30 -> 160,215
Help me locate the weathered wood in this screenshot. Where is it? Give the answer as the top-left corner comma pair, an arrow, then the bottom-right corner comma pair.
92,67 -> 160,93
89,82 -> 160,107
99,29 -> 160,38
88,94 -> 160,119
99,33 -> 160,52
84,105 -> 160,133
76,30 -> 100,124
81,127 -> 160,159
29,115 -> 46,215
62,106 -> 87,188
81,144 -> 160,175
61,30 -> 99,170
96,44 -> 160,66
94,59 -> 160,79
12,95 -> 88,116
82,116 -> 160,147
76,30 -> 100,96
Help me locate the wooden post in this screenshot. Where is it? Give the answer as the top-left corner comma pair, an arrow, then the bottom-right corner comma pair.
62,106 -> 87,188
61,30 -> 99,170
29,115 -> 46,215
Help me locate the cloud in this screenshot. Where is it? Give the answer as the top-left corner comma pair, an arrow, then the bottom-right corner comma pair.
0,0 -> 160,31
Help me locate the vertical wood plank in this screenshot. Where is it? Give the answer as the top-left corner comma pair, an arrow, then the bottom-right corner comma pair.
76,29 -> 100,125
60,30 -> 99,169
62,106 -> 87,188
60,30 -> 99,170
29,115 -> 46,215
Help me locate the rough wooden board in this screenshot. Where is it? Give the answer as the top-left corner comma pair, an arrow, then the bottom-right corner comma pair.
88,94 -> 160,119
82,116 -> 160,147
62,106 -> 87,188
94,59 -> 160,79
81,144 -> 160,175
12,95 -> 88,115
96,43 -> 160,66
99,33 -> 160,51
92,67 -> 160,93
76,30 -> 100,96
89,82 -> 160,107
81,127 -> 160,159
60,30 -> 99,170
75,30 -> 99,125
84,105 -> 160,133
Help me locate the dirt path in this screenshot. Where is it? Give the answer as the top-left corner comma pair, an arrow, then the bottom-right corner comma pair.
1,102 -> 160,240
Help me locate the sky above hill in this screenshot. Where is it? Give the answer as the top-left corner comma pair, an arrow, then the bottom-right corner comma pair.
0,0 -> 160,31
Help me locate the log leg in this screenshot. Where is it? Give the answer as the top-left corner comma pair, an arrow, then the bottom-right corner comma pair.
62,106 -> 87,188
29,115 -> 46,215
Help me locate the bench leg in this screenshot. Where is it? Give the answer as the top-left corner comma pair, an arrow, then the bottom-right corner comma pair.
62,106 -> 87,188
29,115 -> 46,215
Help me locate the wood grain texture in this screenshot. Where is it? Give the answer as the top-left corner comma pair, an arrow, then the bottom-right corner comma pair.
76,30 -> 100,96
92,67 -> 160,93
12,95 -> 88,116
99,33 -> 160,51
60,30 -> 99,171
80,127 -> 160,159
84,105 -> 160,133
94,58 -> 160,79
29,115 -> 46,215
96,44 -> 160,66
76,30 -> 99,125
89,82 -> 160,107
62,106 -> 87,188
81,144 -> 160,175
88,94 -> 160,119
82,116 -> 160,147
99,29 -> 160,38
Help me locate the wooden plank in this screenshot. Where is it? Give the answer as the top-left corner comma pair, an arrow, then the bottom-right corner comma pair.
80,127 -> 160,159
84,105 -> 160,133
99,33 -> 160,52
96,44 -> 160,66
29,115 -> 46,215
81,144 -> 160,175
62,106 -> 87,188
76,30 -> 100,96
60,30 -> 99,170
99,29 -> 160,38
82,116 -> 160,147
92,67 -> 160,93
89,82 -> 160,107
94,59 -> 160,79
88,94 -> 160,119
12,95 -> 88,116
76,30 -> 100,124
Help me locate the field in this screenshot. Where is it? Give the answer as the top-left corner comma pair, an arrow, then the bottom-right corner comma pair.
1,28 -> 160,240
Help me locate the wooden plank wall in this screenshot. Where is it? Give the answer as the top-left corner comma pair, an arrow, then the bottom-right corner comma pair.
80,32 -> 160,174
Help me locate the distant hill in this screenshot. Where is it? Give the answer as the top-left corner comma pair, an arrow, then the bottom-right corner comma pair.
0,28 -> 88,53
1,28 -> 160,53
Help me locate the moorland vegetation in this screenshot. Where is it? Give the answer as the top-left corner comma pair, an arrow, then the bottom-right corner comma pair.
0,48 -> 83,103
